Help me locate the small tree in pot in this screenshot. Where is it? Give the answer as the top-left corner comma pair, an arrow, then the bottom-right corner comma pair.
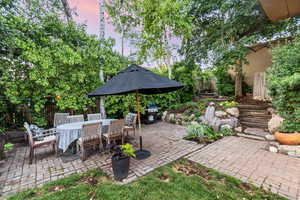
110,143 -> 135,181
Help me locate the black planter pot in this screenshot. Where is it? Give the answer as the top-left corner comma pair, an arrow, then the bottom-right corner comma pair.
111,155 -> 130,181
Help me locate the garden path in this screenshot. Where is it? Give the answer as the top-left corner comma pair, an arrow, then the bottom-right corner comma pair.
187,136 -> 300,200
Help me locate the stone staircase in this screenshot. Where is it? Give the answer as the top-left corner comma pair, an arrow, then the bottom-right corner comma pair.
237,102 -> 272,141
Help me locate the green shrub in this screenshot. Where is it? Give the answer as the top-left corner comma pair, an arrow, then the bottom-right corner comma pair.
219,101 -> 237,109
185,123 -> 214,139
267,37 -> 300,132
212,66 -> 235,96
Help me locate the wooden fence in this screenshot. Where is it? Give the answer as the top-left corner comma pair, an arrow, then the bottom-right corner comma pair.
253,72 -> 270,100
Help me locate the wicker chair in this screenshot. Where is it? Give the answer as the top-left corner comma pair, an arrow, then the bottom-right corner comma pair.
87,113 -> 102,121
53,113 -> 69,127
124,113 -> 137,137
67,115 -> 84,123
77,122 -> 102,161
24,122 -> 57,164
103,120 -> 124,145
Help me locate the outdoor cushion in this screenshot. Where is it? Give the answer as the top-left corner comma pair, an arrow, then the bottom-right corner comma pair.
35,135 -> 56,145
29,124 -> 44,141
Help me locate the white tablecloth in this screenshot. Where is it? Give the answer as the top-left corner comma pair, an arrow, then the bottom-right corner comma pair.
57,119 -> 114,152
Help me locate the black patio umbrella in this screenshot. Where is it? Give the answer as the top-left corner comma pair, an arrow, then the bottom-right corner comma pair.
88,64 -> 184,159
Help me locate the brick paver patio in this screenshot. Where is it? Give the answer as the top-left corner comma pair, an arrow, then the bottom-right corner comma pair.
0,122 -> 203,199
186,136 -> 300,200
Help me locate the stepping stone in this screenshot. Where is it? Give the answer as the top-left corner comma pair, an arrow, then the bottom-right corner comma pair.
244,128 -> 269,137
237,133 -> 266,141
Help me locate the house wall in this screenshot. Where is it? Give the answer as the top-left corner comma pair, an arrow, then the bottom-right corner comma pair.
243,47 -> 272,86
229,47 -> 272,86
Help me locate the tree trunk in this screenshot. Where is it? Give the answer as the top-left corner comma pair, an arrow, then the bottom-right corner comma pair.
235,61 -> 243,97
99,0 -> 106,118
60,0 -> 72,22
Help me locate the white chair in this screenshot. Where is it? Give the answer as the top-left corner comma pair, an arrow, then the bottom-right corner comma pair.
77,122 -> 102,161
53,113 -> 69,127
67,115 -> 84,123
87,113 -> 102,121
103,120 -> 124,145
24,122 -> 57,164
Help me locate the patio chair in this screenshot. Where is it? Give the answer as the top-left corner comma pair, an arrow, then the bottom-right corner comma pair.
124,113 -> 137,137
77,122 -> 102,161
67,115 -> 84,123
103,120 -> 124,145
24,122 -> 57,164
53,113 -> 69,127
87,113 -> 102,121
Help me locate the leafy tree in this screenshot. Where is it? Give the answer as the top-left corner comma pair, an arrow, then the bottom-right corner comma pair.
0,1 -> 128,126
108,0 -> 192,78
182,0 -> 299,96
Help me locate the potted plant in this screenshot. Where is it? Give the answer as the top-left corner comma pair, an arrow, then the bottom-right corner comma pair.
275,120 -> 300,145
110,143 -> 135,181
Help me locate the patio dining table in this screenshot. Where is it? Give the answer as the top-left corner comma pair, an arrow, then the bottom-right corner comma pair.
57,119 -> 115,152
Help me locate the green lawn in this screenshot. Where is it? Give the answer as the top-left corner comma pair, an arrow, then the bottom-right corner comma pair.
8,159 -> 286,200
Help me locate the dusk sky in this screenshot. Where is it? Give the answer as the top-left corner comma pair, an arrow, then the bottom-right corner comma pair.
68,0 -> 182,66
69,0 -> 135,57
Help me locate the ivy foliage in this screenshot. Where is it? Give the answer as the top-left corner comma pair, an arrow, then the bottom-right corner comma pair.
267,37 -> 300,132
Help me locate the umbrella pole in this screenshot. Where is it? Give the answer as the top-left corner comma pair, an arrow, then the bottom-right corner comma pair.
134,91 -> 151,160
135,91 -> 141,131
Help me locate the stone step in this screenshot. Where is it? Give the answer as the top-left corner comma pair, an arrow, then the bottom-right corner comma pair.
239,117 -> 271,123
240,113 -> 271,118
239,111 -> 269,116
240,121 -> 268,129
237,133 -> 266,141
238,104 -> 269,110
243,128 -> 269,137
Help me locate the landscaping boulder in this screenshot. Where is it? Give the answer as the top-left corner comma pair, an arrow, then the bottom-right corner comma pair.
265,134 -> 275,141
168,113 -> 175,121
175,113 -> 183,120
225,107 -> 239,118
268,114 -> 284,134
215,111 -> 227,118
162,111 -> 168,121
234,127 -> 242,133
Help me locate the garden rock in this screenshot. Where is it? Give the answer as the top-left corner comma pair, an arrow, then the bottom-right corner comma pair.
265,134 -> 275,141
202,103 -> 239,132
215,111 -> 227,118
268,114 -> 284,134
175,113 -> 183,119
168,113 -> 175,121
162,111 -> 168,121
269,146 -> 278,153
225,107 -> 239,118
234,127 -> 242,133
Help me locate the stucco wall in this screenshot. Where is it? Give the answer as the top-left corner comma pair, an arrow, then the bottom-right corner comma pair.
243,47 -> 272,86
229,47 -> 272,86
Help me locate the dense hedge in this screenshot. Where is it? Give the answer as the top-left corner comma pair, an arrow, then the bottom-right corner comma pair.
267,37 -> 300,132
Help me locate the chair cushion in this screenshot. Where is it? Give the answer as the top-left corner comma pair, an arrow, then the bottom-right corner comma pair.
29,124 -> 45,141
124,113 -> 135,126
35,135 -> 56,145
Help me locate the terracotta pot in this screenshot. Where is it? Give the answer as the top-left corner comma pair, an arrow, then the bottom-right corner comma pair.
275,131 -> 300,145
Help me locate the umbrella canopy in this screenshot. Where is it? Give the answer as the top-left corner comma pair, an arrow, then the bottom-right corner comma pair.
88,64 -> 184,97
